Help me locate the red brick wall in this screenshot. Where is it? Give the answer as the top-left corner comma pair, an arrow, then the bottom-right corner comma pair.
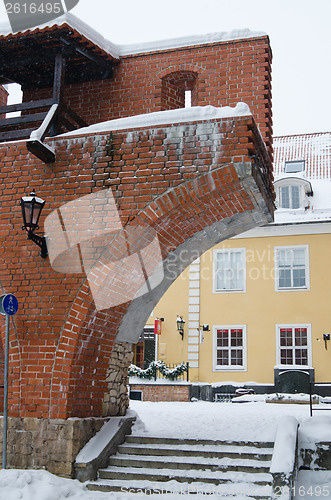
130,384 -> 191,402
24,35 -> 272,155
0,112 -> 273,420
0,84 -> 8,400
0,85 -> 8,106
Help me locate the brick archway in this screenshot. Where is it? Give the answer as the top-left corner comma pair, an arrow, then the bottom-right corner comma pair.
0,109 -> 274,475
42,112 -> 275,420
0,26 -> 275,474
0,106 -> 273,474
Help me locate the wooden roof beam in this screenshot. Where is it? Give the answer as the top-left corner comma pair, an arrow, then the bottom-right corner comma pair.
59,35 -> 114,77
26,103 -> 58,163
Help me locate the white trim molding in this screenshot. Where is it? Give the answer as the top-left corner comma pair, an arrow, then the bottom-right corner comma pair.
187,258 -> 200,368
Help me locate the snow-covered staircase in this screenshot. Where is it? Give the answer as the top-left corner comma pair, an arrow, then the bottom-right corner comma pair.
87,435 -> 274,497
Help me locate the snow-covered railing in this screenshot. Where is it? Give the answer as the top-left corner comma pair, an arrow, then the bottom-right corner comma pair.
309,382 -> 331,416
270,416 -> 299,499
74,410 -> 136,482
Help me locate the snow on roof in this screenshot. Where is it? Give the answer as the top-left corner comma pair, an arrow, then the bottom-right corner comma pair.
0,13 -> 120,59
273,132 -> 331,224
118,28 -> 267,56
0,13 -> 267,58
273,132 -> 331,180
60,103 -> 252,138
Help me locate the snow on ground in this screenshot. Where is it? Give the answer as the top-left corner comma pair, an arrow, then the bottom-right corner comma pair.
130,399 -> 311,442
0,469 -> 110,500
295,471 -> 331,500
0,400 -> 330,499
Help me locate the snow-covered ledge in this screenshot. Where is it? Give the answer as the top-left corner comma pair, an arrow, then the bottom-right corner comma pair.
74,410 -> 136,482
60,103 -> 252,138
270,416 -> 299,499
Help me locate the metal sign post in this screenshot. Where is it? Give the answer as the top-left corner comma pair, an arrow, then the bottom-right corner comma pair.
0,294 -> 18,469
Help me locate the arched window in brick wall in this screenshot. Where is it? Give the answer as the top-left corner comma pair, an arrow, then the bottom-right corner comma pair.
160,70 -> 198,111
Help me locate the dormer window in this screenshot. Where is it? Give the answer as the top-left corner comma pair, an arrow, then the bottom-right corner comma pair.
284,160 -> 305,173
274,177 -> 313,210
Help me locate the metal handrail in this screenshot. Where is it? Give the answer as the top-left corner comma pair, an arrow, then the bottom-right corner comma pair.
309,382 -> 331,416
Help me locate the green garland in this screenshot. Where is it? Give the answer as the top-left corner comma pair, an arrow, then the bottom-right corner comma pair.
128,362 -> 157,380
129,360 -> 188,381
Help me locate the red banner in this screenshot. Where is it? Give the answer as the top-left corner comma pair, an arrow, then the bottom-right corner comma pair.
154,319 -> 162,335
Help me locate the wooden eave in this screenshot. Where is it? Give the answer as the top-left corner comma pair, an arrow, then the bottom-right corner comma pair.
0,24 -> 118,89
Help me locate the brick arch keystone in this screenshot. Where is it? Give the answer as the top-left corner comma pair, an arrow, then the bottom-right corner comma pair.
157,64 -> 205,80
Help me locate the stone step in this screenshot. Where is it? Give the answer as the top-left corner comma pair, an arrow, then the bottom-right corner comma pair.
98,465 -> 272,486
87,478 -> 272,497
117,442 -> 273,460
87,434 -> 274,496
126,435 -> 274,448
108,453 -> 271,473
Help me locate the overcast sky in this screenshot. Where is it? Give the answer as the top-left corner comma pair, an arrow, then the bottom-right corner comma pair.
3,0 -> 331,137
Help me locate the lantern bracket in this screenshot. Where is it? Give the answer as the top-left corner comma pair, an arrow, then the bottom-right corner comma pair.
176,315 -> 185,340
27,231 -> 48,259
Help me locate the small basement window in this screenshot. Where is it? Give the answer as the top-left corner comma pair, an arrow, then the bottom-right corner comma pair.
284,160 -> 305,173
130,390 -> 143,401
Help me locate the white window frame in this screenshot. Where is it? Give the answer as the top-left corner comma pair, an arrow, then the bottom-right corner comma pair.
213,248 -> 246,293
279,184 -> 301,209
213,325 -> 247,371
274,245 -> 310,292
276,323 -> 312,367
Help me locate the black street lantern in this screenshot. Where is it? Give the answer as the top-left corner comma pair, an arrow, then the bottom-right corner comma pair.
176,315 -> 185,340
20,191 -> 48,259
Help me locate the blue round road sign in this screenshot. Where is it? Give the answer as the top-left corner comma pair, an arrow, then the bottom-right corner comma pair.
2,294 -> 18,316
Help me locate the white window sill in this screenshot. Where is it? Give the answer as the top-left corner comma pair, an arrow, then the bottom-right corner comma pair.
276,287 -> 309,292
213,367 -> 247,372
275,364 -> 311,370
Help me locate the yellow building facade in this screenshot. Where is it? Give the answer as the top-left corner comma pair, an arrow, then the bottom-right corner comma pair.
146,225 -> 331,385
139,132 -> 331,392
